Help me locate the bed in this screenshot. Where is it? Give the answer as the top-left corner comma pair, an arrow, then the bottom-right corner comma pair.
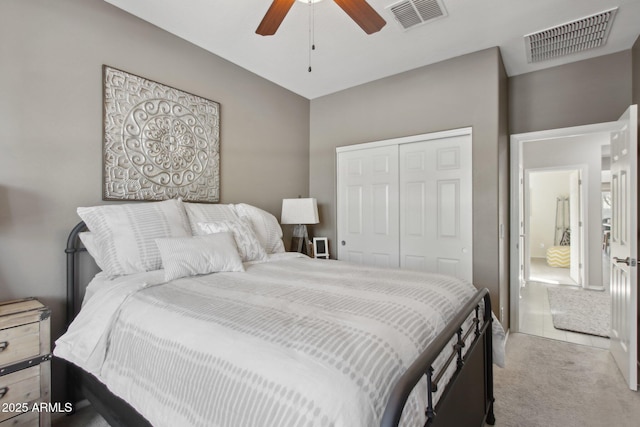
56,200 -> 504,427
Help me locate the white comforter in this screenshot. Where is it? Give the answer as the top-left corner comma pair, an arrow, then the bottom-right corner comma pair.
55,254 -> 505,427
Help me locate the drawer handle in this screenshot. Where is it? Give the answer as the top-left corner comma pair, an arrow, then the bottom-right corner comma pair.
0,341 -> 7,352
0,387 -> 8,399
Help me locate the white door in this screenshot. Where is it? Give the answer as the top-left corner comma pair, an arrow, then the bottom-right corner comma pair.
610,105 -> 638,391
399,134 -> 473,282
336,145 -> 400,268
569,170 -> 583,285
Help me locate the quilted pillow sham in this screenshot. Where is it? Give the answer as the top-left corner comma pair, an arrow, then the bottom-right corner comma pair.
233,203 -> 285,254
77,199 -> 192,277
155,232 -> 244,281
198,220 -> 267,262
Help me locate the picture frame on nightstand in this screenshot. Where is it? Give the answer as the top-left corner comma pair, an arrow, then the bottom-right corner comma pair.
312,237 -> 329,259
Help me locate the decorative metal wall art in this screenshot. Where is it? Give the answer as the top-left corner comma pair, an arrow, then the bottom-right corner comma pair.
103,65 -> 220,202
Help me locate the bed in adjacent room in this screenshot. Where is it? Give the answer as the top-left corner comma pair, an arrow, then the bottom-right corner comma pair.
56,199 -> 504,427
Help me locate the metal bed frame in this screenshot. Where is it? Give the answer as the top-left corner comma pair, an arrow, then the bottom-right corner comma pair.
64,221 -> 496,427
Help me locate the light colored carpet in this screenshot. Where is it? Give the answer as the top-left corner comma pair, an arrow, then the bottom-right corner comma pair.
547,287 -> 610,337
491,333 -> 640,427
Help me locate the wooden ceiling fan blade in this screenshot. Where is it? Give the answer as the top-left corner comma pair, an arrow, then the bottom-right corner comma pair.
333,0 -> 386,34
256,0 -> 296,36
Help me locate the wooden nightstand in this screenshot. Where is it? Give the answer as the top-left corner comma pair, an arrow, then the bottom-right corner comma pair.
0,299 -> 51,426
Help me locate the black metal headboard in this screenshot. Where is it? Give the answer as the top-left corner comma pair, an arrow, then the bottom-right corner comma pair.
64,221 -> 88,329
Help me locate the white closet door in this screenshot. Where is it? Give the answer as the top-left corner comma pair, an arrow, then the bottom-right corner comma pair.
399,134 -> 473,281
337,146 -> 399,268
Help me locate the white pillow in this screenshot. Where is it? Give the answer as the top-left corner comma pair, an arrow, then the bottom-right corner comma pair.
198,220 -> 267,262
155,233 -> 244,281
77,199 -> 191,277
78,232 -> 107,271
183,202 -> 239,236
233,203 -> 285,254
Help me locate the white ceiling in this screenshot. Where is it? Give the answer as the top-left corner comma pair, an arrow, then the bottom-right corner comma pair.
104,0 -> 640,99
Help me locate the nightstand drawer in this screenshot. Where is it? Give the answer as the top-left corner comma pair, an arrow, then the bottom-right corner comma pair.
0,410 -> 39,427
0,299 -> 50,427
0,366 -> 40,423
0,324 -> 40,367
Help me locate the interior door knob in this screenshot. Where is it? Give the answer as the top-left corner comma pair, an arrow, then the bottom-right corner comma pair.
613,257 -> 630,265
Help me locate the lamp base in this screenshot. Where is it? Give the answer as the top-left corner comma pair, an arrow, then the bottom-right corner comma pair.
291,224 -> 310,255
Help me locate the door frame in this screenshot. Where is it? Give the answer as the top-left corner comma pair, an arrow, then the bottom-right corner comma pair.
510,121 -> 617,332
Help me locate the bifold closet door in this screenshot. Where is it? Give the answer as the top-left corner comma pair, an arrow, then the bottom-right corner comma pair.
336,146 -> 399,268
399,135 -> 472,281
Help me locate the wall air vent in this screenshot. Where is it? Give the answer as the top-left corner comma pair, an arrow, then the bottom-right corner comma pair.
387,0 -> 447,30
525,8 -> 617,63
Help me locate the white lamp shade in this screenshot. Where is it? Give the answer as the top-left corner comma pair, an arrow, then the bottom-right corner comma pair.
281,198 -> 319,225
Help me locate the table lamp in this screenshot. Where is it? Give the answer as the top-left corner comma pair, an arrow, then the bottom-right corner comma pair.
281,198 -> 319,254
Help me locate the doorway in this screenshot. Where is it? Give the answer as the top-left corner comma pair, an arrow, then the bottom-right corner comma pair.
525,168 -> 584,288
511,123 -> 612,347
512,107 -> 638,390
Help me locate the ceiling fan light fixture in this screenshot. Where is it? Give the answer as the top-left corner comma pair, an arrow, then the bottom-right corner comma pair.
296,0 -> 324,3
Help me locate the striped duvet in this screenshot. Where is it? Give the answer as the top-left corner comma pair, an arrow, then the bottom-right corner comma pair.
55,254 -> 504,427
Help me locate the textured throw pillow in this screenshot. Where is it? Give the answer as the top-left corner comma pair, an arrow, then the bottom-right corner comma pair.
77,199 -> 192,277
155,233 -> 244,281
183,202 -> 239,236
198,220 -> 268,262
233,203 -> 285,254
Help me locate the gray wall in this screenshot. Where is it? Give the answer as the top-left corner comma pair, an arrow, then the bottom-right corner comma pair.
509,51 -> 632,134
309,48 -> 509,327
0,0 -> 309,401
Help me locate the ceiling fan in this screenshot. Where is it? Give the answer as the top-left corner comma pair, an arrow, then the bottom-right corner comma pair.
256,0 -> 387,36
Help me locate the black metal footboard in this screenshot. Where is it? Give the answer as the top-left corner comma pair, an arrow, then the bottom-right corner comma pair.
381,288 -> 495,427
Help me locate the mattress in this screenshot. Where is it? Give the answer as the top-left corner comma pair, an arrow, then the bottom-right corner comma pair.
55,253 -> 505,427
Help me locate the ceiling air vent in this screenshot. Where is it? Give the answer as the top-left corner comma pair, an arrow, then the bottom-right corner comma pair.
387,0 -> 447,30
525,8 -> 617,63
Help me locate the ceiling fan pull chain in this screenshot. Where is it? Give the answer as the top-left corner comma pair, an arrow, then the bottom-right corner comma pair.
308,0 -> 316,72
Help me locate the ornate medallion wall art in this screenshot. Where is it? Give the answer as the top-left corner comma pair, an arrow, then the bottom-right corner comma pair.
103,65 -> 220,202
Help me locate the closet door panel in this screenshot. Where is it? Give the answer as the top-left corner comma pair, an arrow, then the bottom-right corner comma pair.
400,134 -> 472,281
437,179 -> 460,238
337,146 -> 399,267
346,185 -> 363,234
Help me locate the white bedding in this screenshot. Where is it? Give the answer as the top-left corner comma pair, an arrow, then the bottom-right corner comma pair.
55,254 -> 505,427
